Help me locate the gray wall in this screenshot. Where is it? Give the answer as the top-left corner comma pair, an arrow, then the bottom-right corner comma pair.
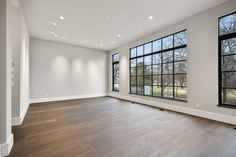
108,0 -> 236,117
30,38 -> 108,100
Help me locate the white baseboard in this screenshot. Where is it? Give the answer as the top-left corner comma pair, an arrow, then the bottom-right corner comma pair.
0,134 -> 14,157
30,93 -> 108,104
12,102 -> 30,126
109,93 -> 236,125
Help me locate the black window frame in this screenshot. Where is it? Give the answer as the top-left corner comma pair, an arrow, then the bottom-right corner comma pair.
112,53 -> 120,92
129,30 -> 187,102
218,12 -> 236,109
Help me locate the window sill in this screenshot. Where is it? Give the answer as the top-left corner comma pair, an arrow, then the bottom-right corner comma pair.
128,93 -> 187,103
217,104 -> 236,109
112,90 -> 119,92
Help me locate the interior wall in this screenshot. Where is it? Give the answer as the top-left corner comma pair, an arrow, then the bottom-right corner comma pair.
0,0 -> 13,156
108,0 -> 236,118
19,0 -> 30,118
10,0 -> 30,126
30,38 -> 108,101
11,2 -> 21,119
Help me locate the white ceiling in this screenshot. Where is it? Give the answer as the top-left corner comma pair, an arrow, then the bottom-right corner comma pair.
22,0 -> 228,51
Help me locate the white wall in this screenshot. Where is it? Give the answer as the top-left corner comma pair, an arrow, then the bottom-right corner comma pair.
108,0 -> 236,124
19,0 -> 30,122
11,1 -> 21,119
0,0 -> 13,156
30,38 -> 108,102
10,0 -> 30,126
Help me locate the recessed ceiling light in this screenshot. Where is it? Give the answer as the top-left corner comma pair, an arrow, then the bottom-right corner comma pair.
100,44 -> 104,47
111,41 -> 115,44
148,15 -> 154,20
59,16 -> 64,20
79,41 -> 84,43
54,34 -> 58,37
60,36 -> 66,40
50,21 -> 57,26
117,34 -> 121,37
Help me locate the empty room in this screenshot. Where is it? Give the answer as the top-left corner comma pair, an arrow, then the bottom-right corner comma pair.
0,0 -> 236,156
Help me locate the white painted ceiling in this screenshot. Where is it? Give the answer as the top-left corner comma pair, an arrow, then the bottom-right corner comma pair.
22,0 -> 228,51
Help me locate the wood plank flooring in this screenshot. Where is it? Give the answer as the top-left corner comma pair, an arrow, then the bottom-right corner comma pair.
9,97 -> 236,157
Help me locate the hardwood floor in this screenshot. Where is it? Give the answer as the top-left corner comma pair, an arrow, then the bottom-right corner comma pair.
9,97 -> 236,157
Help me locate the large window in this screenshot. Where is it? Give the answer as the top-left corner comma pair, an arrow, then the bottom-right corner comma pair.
130,30 -> 187,101
112,53 -> 120,91
219,12 -> 236,108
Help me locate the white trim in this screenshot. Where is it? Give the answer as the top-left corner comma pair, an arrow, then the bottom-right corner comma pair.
30,93 -> 108,104
12,101 -> 30,126
109,93 -> 236,125
12,116 -> 21,126
0,134 -> 13,157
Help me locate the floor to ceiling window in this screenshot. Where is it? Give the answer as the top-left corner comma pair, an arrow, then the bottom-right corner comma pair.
112,53 -> 120,91
130,30 -> 187,102
219,12 -> 236,108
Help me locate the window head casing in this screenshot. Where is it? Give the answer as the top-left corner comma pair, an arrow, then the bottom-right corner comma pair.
129,30 -> 187,102
112,53 -> 120,91
218,12 -> 236,109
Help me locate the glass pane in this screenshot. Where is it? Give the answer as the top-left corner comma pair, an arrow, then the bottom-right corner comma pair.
222,72 -> 236,88
175,87 -> 187,100
163,51 -> 173,63
144,76 -> 152,85
130,68 -> 136,76
153,65 -> 161,74
114,84 -> 119,91
222,55 -> 236,71
113,53 -> 119,62
163,63 -> 173,74
175,61 -> 187,74
113,64 -> 119,85
153,75 -> 161,86
219,13 -> 236,36
130,48 -> 136,58
221,88 -> 236,105
131,84 -> 136,93
174,48 -> 187,61
130,59 -> 136,68
137,57 -> 144,66
174,31 -> 187,47
137,67 -> 143,75
163,75 -> 173,86
221,37 -> 236,55
144,43 -> 152,54
137,46 -> 144,56
163,35 -> 173,50
175,74 -> 187,87
137,76 -> 143,85
153,53 -> 162,64
137,85 -> 144,94
153,40 -> 161,52
163,87 -> 173,98
144,56 -> 152,65
131,76 -> 136,85
114,75 -> 119,84
144,66 -> 152,75
153,86 -> 162,97
144,85 -> 152,95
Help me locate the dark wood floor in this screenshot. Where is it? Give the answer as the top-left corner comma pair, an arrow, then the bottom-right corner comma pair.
9,97 -> 236,157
